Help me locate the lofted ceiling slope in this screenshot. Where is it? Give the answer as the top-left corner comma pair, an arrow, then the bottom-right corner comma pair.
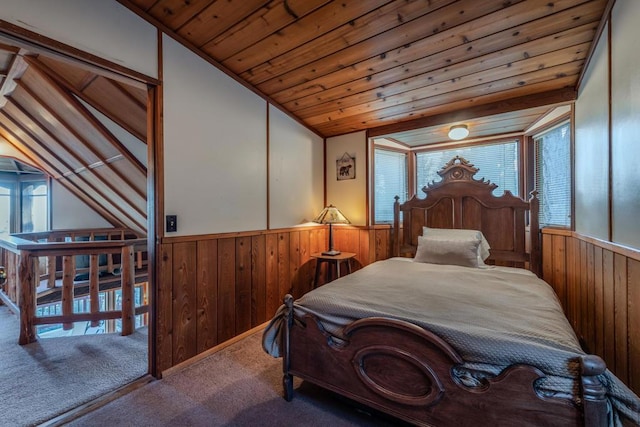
0,43 -> 148,235
119,0 -> 609,141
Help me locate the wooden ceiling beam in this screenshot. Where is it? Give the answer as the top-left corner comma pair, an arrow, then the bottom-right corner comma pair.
0,107 -> 146,232
367,88 -> 577,138
6,90 -> 146,220
15,79 -> 146,201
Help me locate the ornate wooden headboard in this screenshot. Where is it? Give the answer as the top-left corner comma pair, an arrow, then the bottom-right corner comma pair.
392,156 -> 540,275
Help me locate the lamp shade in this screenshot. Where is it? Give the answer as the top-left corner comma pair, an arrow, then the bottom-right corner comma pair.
448,124 -> 469,140
312,205 -> 350,225
313,205 -> 350,256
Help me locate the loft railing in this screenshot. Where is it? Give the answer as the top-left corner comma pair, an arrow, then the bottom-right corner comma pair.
0,228 -> 148,345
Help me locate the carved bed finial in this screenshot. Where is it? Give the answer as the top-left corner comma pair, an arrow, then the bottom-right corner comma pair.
422,156 -> 497,194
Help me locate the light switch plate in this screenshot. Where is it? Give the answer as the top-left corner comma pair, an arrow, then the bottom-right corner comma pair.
166,215 -> 177,232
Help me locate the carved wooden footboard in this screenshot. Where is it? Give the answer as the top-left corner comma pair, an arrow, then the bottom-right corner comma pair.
281,295 -> 608,427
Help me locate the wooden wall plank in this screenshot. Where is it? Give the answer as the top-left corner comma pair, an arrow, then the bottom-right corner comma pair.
251,234 -> 267,327
217,238 -> 236,343
298,230 -> 312,296
172,242 -> 197,364
542,233 -> 553,284
614,253 -> 628,384
358,229 -> 371,268
289,231 -> 300,298
235,237 -> 252,335
157,243 -> 174,372
627,259 -> 640,392
579,240 -> 588,345
593,246 -> 604,360
585,243 -> 595,353
265,233 -> 280,318
602,249 -> 615,371
565,236 -> 577,327
551,235 -> 566,309
196,239 -> 217,352
278,233 -> 291,295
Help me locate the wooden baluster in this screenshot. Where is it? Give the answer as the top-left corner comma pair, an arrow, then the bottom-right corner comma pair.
18,251 -> 37,345
107,233 -> 114,274
47,237 -> 56,289
62,255 -> 75,330
89,254 -> 99,327
120,245 -> 135,336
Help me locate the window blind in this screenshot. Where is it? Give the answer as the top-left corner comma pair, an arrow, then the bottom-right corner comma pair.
416,141 -> 519,196
534,122 -> 571,227
374,148 -> 407,223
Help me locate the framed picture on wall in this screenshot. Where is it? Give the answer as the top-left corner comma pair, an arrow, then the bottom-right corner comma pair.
337,152 -> 355,180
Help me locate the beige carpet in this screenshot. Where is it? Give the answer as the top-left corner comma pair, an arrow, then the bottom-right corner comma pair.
66,331 -> 404,426
0,304 -> 148,426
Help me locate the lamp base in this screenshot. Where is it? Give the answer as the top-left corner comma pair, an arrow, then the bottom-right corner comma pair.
321,249 -> 341,256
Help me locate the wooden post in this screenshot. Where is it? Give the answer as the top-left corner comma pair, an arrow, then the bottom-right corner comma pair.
61,255 -> 75,330
18,251 -> 37,345
120,245 -> 135,336
89,254 -> 99,327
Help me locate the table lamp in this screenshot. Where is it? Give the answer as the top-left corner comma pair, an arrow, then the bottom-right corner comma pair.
312,205 -> 350,256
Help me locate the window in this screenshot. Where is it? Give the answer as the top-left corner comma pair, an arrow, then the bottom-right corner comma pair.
21,181 -> 48,232
416,141 -> 519,196
534,122 -> 571,227
0,184 -> 12,236
374,148 -> 407,223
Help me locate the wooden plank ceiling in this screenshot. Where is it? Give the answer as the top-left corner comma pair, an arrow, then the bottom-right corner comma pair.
120,0 -> 608,142
0,43 -> 148,235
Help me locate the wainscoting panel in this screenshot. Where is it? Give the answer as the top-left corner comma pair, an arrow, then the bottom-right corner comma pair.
542,229 -> 640,393
156,225 -> 391,372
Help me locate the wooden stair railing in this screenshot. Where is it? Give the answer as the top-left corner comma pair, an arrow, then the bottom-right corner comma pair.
0,230 -> 147,345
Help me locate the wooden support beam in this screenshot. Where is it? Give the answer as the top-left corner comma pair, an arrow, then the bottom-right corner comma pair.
120,245 -> 135,336
61,255 -> 75,330
89,254 -> 99,327
18,251 -> 36,345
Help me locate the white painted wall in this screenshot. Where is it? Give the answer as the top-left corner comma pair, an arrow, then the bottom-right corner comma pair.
268,105 -> 324,228
325,131 -> 367,226
163,35 -> 267,236
611,0 -> 640,248
51,181 -> 112,230
574,23 -> 609,240
0,0 -> 157,78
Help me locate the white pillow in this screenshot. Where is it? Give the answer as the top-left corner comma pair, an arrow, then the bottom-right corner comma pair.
422,227 -> 491,261
413,235 -> 480,268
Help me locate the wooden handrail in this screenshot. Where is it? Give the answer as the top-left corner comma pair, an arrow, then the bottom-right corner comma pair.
0,232 -> 148,345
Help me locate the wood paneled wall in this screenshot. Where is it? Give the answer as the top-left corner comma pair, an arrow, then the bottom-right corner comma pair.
542,228 -> 640,394
156,225 -> 391,373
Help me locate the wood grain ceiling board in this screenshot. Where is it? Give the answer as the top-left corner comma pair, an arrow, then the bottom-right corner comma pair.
35,56 -> 148,142
123,0 -> 608,138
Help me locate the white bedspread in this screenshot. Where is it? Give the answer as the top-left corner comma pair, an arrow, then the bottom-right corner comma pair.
262,258 -> 640,426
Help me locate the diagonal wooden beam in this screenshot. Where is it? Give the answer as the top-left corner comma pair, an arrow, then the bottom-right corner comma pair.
6,93 -> 147,221
0,108 -> 146,233
23,56 -> 147,173
0,121 -> 125,229
0,50 -> 28,108
15,80 -> 147,202
30,57 -> 147,143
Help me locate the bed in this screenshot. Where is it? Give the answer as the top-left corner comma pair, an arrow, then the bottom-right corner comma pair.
262,157 -> 640,426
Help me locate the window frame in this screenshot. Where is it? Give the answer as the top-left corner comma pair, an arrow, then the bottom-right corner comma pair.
371,144 -> 412,224
525,116 -> 573,230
